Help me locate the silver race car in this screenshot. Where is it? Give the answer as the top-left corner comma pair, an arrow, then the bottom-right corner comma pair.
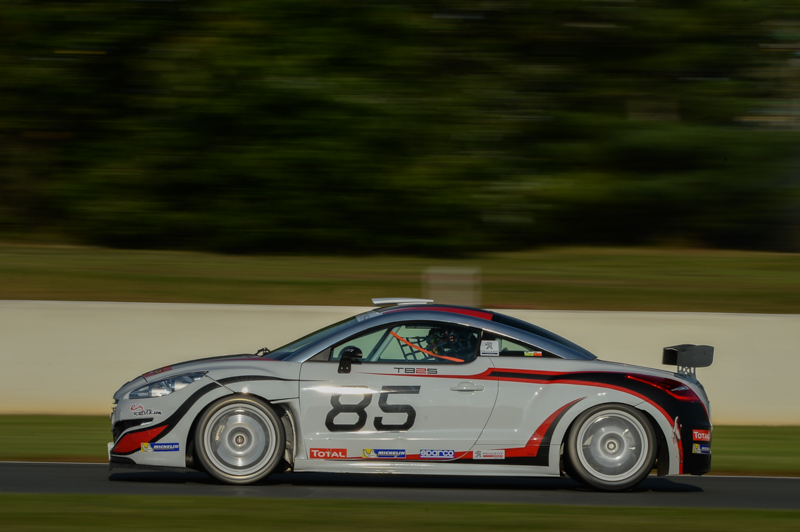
109,298 -> 713,491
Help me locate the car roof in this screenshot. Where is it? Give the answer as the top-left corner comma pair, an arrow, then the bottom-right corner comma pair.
274,302 -> 591,361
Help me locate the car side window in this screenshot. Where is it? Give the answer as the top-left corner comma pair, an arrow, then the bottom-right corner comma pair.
481,332 -> 558,358
330,322 -> 480,364
329,328 -> 388,362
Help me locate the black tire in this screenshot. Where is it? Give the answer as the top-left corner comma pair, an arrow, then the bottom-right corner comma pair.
195,395 -> 285,485
565,404 -> 657,491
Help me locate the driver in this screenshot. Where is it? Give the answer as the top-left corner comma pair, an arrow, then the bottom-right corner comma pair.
424,327 -> 477,361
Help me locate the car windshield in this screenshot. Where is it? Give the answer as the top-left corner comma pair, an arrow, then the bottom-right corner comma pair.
491,312 -> 596,359
263,316 -> 360,360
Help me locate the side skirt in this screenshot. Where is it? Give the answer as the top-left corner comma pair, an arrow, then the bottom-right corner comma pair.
292,458 -> 559,477
108,459 -> 186,474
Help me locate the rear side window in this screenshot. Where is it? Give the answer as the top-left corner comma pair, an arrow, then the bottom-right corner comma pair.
491,313 -> 595,358
480,332 -> 559,358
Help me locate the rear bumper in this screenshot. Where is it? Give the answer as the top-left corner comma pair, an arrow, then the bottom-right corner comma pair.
683,450 -> 712,475
681,424 -> 712,475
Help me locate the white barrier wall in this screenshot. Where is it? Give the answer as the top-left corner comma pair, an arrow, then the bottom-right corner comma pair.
0,301 -> 797,424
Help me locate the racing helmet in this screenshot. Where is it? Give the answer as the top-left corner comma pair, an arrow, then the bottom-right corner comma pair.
424,327 -> 477,360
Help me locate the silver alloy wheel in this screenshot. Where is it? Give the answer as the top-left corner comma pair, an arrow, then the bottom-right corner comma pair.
575,409 -> 649,482
202,402 -> 279,479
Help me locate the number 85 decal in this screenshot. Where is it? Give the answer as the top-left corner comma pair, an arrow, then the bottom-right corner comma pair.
325,386 -> 420,432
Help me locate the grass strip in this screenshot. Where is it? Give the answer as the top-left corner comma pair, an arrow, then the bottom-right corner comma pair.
0,416 -> 110,463
0,494 -> 799,531
711,426 -> 800,476
1,416 -> 798,477
1,244 -> 799,312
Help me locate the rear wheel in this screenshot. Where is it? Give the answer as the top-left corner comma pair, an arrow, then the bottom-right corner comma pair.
565,404 -> 656,491
195,396 -> 285,484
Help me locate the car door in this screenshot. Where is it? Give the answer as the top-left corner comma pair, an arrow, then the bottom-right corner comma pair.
298,321 -> 498,461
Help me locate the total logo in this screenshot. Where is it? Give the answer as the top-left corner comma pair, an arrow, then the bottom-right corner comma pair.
393,367 -> 438,375
310,448 -> 347,459
420,449 -> 455,459
692,429 -> 711,442
141,442 -> 179,452
363,449 -> 406,459
473,449 -> 505,460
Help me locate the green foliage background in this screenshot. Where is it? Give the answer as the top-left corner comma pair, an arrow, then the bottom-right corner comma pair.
2,0 -> 799,254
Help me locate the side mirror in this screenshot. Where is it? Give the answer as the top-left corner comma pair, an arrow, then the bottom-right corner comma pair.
338,346 -> 363,374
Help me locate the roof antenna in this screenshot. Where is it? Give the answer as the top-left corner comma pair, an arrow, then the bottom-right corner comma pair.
372,297 -> 433,307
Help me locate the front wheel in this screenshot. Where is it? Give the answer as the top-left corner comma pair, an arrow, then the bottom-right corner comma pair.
195,396 -> 285,484
565,404 -> 657,491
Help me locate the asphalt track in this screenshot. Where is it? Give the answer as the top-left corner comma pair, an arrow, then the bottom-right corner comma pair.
1,462 -> 799,509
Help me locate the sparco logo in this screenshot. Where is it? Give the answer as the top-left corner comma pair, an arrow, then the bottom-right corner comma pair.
420,449 -> 454,459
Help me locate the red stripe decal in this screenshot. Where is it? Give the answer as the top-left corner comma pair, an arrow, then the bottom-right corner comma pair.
405,451 -> 472,461
384,306 -> 494,321
370,368 -> 677,426
524,398 -> 585,457
367,367 -> 698,473
112,425 -> 167,454
369,367 -> 684,470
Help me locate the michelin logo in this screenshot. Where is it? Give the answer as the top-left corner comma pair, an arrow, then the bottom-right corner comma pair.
141,442 -> 180,452
420,449 -> 455,459
362,449 -> 406,459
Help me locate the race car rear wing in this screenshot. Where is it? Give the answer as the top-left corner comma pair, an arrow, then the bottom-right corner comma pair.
662,344 -> 713,378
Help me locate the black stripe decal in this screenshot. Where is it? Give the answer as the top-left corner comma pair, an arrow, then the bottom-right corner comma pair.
485,369 -> 712,474
113,375 -> 293,455
452,398 -> 584,467
113,381 -> 223,455
217,375 -> 289,385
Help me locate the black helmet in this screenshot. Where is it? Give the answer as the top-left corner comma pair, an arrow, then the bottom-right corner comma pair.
425,327 -> 476,360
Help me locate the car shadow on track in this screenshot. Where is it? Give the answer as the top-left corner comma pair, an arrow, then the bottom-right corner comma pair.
109,470 -> 702,493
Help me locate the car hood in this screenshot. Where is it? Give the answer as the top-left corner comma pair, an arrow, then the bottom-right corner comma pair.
113,353 -> 300,401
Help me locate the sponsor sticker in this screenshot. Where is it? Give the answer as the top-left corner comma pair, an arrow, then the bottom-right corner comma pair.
310,448 -> 347,459
130,404 -> 162,417
524,351 -> 543,357
692,443 -> 711,455
692,429 -> 711,442
671,416 -> 681,444
473,449 -> 505,460
362,449 -> 406,459
480,340 -> 500,357
142,366 -> 172,378
420,449 -> 455,459
141,442 -> 179,452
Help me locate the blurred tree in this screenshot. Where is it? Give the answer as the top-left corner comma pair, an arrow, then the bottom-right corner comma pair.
1,0 -> 799,253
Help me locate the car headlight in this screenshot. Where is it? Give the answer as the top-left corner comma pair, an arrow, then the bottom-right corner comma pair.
129,372 -> 207,399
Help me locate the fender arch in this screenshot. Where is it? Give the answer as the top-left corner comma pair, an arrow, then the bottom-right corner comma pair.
184,392 -> 300,471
